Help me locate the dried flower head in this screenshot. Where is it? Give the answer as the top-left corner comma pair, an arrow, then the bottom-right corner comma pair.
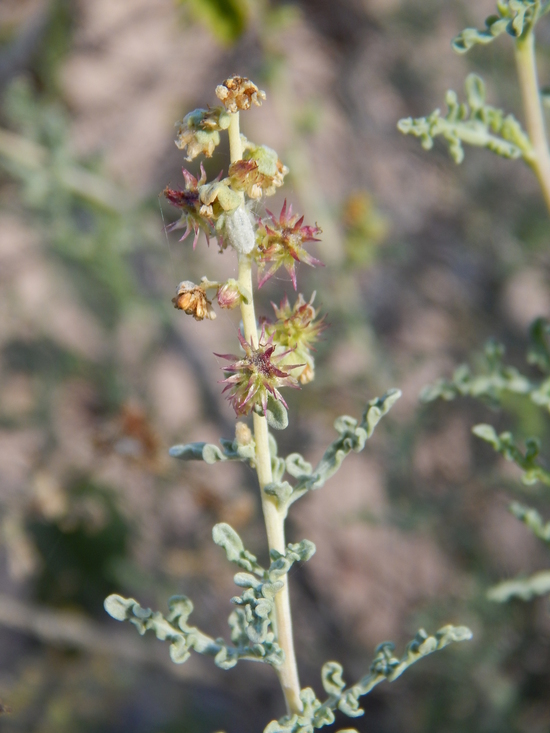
175,107 -> 230,161
164,164 -> 216,249
263,293 -> 326,384
215,76 -> 266,114
172,281 -> 216,321
215,328 -> 302,417
256,200 -> 323,289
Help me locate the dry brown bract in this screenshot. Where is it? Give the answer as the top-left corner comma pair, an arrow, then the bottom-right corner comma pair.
215,76 -> 266,114
172,281 -> 216,321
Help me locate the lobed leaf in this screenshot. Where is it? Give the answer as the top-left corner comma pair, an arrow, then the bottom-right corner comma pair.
212,523 -> 265,574
169,435 -> 256,465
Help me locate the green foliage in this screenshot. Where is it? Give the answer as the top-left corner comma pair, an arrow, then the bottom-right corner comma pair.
472,425 -> 550,487
527,317 -> 550,373
397,74 -> 532,164
263,626 -> 472,733
421,339 -> 543,408
105,527 -> 316,669
452,1 -> 549,53
178,0 -> 250,45
170,390 -> 402,513
169,435 -> 257,465
509,501 -> 550,541
486,501 -> 550,602
266,390 -> 402,511
487,570 -> 550,601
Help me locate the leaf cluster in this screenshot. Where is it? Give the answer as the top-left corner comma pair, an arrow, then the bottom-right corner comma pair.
263,626 -> 472,733
398,74 -> 532,164
423,323 -> 550,489
105,527 -> 315,670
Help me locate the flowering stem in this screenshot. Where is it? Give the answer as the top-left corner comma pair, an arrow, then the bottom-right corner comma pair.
515,30 -> 550,214
230,112 -> 303,716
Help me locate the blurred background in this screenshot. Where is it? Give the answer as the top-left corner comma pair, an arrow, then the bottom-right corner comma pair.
0,0 -> 550,731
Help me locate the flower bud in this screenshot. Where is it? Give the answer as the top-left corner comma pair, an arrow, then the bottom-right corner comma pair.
217,279 -> 241,309
172,281 -> 216,321
175,107 -> 230,161
235,422 -> 252,446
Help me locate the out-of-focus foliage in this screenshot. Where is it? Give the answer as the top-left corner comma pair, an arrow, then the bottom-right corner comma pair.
398,74 -> 532,164
178,0 -> 250,45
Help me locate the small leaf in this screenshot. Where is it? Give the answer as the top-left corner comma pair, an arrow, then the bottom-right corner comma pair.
285,452 -> 313,478
169,637 -> 191,664
202,443 -> 228,463
488,570 -> 550,602
213,523 -> 245,562
265,395 -> 289,430
169,442 -> 207,460
322,661 -> 346,695
264,480 -> 293,507
104,594 -> 136,621
465,73 -> 486,109
472,423 -> 499,445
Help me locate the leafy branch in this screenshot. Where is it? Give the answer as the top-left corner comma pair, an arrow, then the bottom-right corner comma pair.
487,503 -> 550,603
472,425 -> 550,487
488,570 -> 550,602
169,390 -> 401,514
105,524 -> 316,670
421,340 -> 535,407
509,501 -> 550,541
452,0 -> 548,53
263,626 -> 472,733
398,74 -> 532,164
265,389 -> 402,511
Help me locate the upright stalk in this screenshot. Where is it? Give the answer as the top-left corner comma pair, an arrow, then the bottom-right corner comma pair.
515,29 -> 550,214
229,112 -> 303,715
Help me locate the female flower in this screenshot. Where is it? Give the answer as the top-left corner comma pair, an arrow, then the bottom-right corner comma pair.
164,164 -> 216,249
256,200 -> 322,289
215,328 -> 302,417
262,293 -> 326,384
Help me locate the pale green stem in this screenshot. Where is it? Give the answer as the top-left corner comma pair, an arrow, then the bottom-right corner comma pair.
229,111 -> 302,716
515,30 -> 550,214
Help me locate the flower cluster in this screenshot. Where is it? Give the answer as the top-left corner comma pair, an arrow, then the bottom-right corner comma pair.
262,293 -> 326,384
216,329 -> 302,417
164,76 -> 326,417
256,200 -> 323,289
175,107 -> 230,161
229,141 -> 288,199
